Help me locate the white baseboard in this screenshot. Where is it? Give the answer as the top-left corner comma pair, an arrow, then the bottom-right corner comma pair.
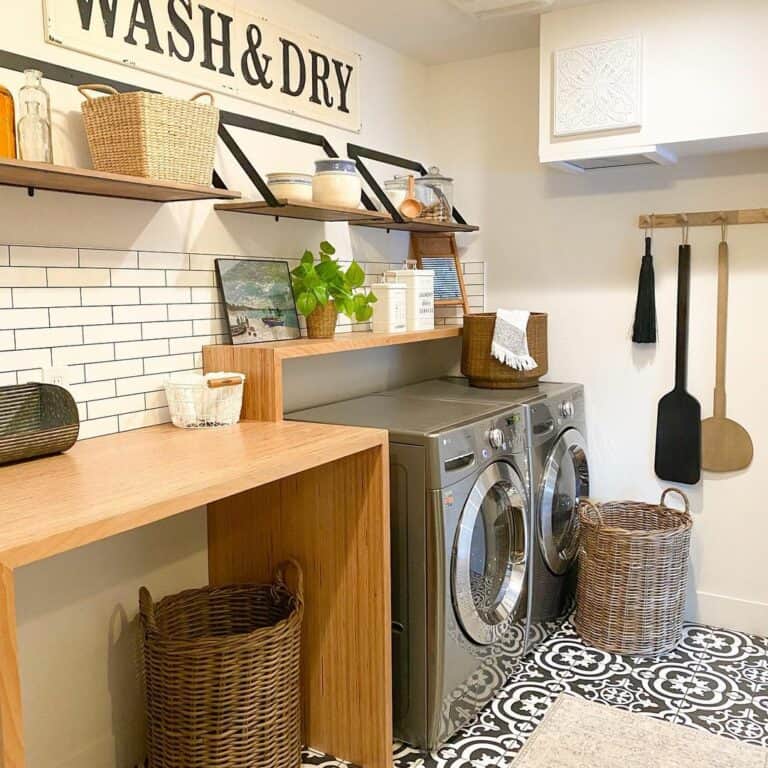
687,591 -> 768,635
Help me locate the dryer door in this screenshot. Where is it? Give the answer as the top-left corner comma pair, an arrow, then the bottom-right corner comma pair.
451,461 -> 528,646
538,428 -> 590,575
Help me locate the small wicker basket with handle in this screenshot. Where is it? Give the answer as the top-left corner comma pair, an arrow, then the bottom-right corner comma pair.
575,489 -> 693,656
78,84 -> 219,186
140,560 -> 304,768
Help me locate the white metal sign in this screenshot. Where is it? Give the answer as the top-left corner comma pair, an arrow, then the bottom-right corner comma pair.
44,0 -> 362,132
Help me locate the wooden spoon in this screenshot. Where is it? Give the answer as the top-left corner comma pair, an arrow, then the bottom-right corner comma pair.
399,175 -> 423,219
701,237 -> 753,471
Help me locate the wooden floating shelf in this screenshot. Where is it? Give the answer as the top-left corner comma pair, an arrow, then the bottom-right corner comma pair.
215,198 -> 393,223
0,157 -> 241,203
639,208 -> 768,228
353,219 -> 479,233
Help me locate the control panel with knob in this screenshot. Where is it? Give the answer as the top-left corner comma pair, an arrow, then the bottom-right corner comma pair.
560,400 -> 575,420
487,427 -> 505,449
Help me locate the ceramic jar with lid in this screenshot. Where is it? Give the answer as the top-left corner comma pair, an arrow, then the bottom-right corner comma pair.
382,176 -> 408,211
266,172 -> 313,203
415,166 -> 454,222
385,268 -> 435,331
312,158 -> 362,208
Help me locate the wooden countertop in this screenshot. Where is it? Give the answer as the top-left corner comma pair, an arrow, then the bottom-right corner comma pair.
0,421 -> 387,569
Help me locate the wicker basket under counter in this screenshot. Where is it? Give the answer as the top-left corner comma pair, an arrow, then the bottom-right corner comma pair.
461,312 -> 548,389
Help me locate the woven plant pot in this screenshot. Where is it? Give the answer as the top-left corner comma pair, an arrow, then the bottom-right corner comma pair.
305,301 -> 338,338
140,560 -> 304,768
461,312 -> 548,389
575,489 -> 692,656
79,85 -> 218,186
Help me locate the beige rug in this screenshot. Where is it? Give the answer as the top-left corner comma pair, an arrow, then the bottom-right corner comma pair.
514,695 -> 767,767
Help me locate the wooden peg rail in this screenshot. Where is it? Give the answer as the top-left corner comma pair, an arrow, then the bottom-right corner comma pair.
638,208 -> 768,229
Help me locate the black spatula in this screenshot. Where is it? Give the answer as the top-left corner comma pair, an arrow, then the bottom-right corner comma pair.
655,243 -> 701,484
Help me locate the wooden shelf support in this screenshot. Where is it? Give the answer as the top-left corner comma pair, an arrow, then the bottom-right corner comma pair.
638,209 -> 768,229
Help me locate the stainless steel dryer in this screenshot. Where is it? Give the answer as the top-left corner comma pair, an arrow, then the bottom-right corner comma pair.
383,378 -> 590,649
288,395 -> 531,750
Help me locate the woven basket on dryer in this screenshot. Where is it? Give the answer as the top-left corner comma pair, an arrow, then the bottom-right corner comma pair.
78,84 -> 219,186
461,312 -> 548,389
574,489 -> 692,656
140,560 -> 304,768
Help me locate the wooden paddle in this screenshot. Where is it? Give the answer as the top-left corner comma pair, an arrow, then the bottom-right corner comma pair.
655,243 -> 701,484
701,237 -> 753,471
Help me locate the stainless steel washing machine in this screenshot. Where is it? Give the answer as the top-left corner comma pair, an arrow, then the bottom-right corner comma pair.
288,394 -> 531,749
382,378 -> 590,649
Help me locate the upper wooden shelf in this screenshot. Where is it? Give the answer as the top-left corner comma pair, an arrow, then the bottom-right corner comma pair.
0,420 -> 385,569
0,157 -> 241,203
353,219 -> 479,233
212,327 -> 462,361
215,198 -> 393,223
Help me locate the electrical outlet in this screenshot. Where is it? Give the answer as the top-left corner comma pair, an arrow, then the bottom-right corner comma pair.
41,365 -> 71,390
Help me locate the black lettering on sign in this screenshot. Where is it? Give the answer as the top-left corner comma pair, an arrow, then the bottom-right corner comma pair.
280,37 -> 306,97
76,0 -> 118,37
198,4 -> 235,77
167,0 -> 195,62
309,50 -> 333,107
241,24 -> 273,88
333,59 -> 354,114
124,0 -> 164,53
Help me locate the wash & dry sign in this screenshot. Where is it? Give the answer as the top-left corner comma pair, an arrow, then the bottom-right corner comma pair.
44,0 -> 362,131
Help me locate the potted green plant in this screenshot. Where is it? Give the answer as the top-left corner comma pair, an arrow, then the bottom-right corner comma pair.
291,241 -> 377,339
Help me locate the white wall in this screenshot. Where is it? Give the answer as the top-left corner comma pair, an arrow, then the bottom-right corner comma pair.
0,4 -> 445,766
427,46 -> 768,635
539,0 -> 768,163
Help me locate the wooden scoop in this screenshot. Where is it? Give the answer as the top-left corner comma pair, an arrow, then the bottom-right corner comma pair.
399,175 -> 423,219
701,237 -> 753,471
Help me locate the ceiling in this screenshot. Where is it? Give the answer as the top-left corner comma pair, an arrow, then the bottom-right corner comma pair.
298,0 -> 602,64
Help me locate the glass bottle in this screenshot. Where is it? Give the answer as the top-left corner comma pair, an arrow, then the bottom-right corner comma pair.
0,85 -> 16,159
17,69 -> 53,163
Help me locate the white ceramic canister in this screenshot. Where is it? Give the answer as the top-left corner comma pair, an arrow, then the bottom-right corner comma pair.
266,172 -> 313,203
312,158 -> 362,208
384,269 -> 435,331
371,282 -> 407,333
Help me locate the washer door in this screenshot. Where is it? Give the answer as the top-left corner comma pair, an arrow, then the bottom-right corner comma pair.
539,428 -> 590,575
452,462 -> 528,646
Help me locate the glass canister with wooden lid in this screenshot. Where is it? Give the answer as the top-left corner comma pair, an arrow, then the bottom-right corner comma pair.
0,84 -> 16,159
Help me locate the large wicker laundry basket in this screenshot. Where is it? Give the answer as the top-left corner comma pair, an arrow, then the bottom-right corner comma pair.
575,489 -> 692,656
79,84 -> 218,186
140,560 -> 304,768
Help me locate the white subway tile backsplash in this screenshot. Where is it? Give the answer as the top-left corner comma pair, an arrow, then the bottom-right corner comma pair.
13,287 -> 80,308
83,323 -> 141,344
0,348 -> 51,372
143,353 -> 194,374
0,331 -> 13,350
166,270 -> 214,287
86,358 -> 143,382
0,246 -> 8,266
48,268 -> 110,287
0,289 -> 9,308
0,308 -> 49,329
168,303 -> 221,320
112,304 -> 167,323
82,287 -> 140,306
111,269 -> 167,287
17,368 -> 44,384
115,339 -> 169,359
139,251 -> 189,270
189,253 -> 221,271
78,416 -> 119,440
116,372 -> 167,395
69,380 -> 116,403
142,320 -> 192,339
191,287 -> 220,303
144,390 -> 168,410
50,306 -> 113,326
52,343 -> 114,366
10,246 -> 78,267
0,268 -> 47,287
169,335 -> 212,355
79,249 -> 137,269
192,318 -> 227,336
68,364 -> 86,384
88,394 -> 146,420
119,407 -> 170,432
0,371 -> 16,385
141,287 -> 191,304
15,326 -> 83,349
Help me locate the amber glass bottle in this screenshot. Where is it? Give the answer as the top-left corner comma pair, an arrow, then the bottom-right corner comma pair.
0,85 -> 16,159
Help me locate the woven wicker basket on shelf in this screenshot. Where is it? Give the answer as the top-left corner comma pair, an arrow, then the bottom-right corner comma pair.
140,560 -> 304,768
575,489 -> 692,656
305,301 -> 339,338
461,312 -> 548,389
78,84 -> 218,186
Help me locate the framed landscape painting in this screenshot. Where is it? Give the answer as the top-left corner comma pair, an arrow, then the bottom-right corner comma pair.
215,259 -> 301,344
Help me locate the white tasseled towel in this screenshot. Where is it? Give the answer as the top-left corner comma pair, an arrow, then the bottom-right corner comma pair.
491,309 -> 538,370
